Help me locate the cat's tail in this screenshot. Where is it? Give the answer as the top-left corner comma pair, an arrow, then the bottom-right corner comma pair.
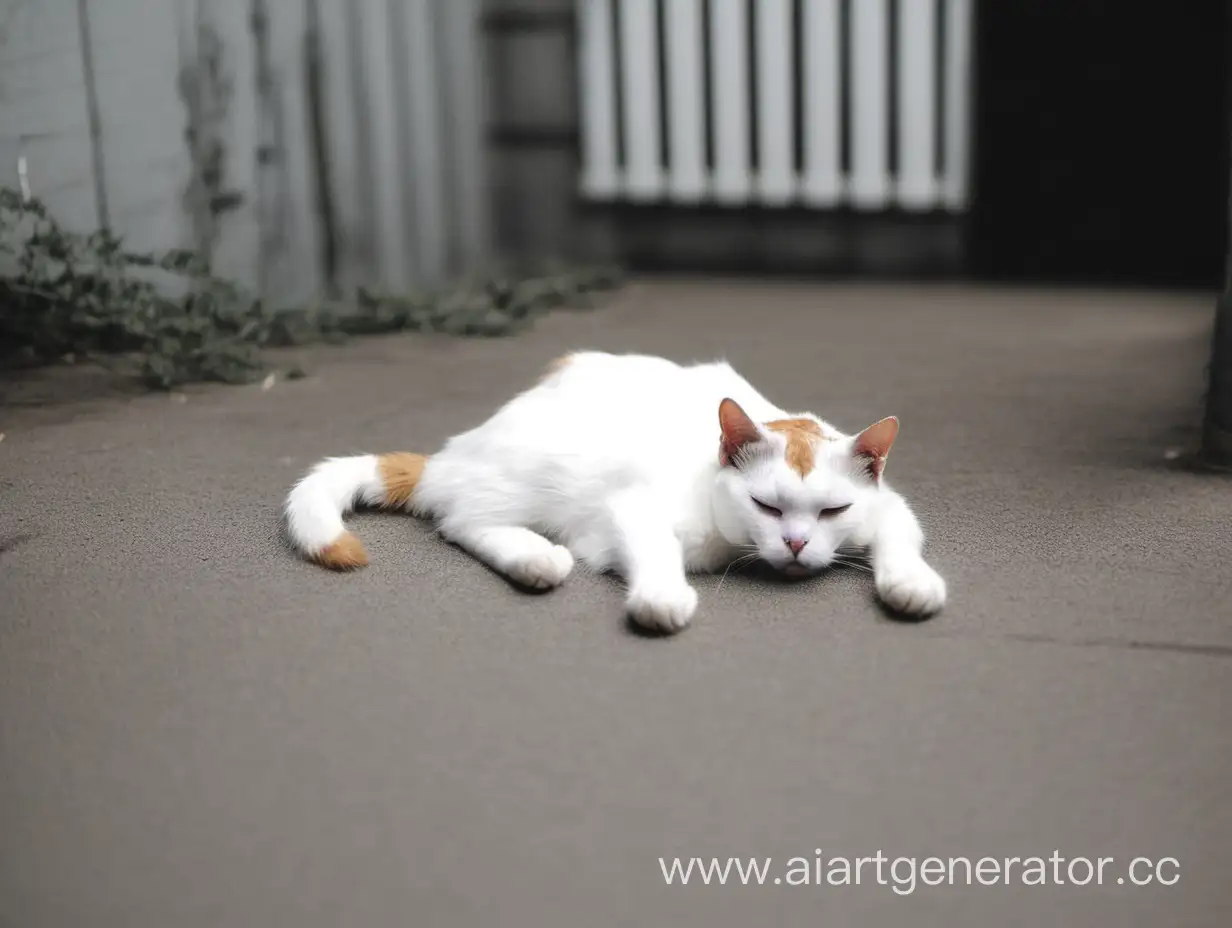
284,452 -> 428,570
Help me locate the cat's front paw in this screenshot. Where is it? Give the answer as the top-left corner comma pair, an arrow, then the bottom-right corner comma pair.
507,545 -> 574,590
875,557 -> 946,618
626,581 -> 698,634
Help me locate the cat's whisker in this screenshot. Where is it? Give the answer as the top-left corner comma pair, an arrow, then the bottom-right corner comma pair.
832,553 -> 871,565
717,552 -> 761,593
831,555 -> 874,574
835,547 -> 870,559
722,552 -> 761,571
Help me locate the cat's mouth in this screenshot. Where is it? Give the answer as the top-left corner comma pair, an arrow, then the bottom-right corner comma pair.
780,562 -> 817,579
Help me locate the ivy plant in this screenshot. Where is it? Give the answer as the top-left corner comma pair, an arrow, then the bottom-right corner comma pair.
0,187 -> 622,389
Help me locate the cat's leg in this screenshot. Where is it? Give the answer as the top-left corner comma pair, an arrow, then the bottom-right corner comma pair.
440,522 -> 574,590
608,492 -> 698,633
865,488 -> 946,617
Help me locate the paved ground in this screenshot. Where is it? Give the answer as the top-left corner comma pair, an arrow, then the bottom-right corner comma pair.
2,280 -> 1230,927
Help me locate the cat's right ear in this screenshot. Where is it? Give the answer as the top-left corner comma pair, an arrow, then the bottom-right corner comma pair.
718,398 -> 762,467
851,416 -> 899,481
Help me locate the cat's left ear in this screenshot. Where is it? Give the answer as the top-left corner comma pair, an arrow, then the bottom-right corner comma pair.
852,416 -> 899,481
718,398 -> 763,467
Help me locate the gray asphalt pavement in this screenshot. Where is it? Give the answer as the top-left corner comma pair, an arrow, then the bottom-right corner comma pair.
2,280 -> 1230,927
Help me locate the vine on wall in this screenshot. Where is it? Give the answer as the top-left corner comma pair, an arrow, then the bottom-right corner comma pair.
0,188 -> 623,389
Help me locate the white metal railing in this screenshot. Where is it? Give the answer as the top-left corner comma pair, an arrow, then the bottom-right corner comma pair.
578,0 -> 972,211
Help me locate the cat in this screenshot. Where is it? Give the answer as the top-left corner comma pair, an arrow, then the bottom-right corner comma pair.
284,351 -> 946,632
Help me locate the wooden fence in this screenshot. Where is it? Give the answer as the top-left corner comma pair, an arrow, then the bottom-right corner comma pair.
578,0 -> 973,211
0,0 -> 489,305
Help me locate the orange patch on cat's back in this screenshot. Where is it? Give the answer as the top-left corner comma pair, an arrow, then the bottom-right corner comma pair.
315,531 -> 369,570
539,353 -> 574,383
765,418 -> 826,478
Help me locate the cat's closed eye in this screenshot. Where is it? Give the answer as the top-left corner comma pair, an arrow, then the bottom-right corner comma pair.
819,504 -> 853,518
751,498 -> 782,517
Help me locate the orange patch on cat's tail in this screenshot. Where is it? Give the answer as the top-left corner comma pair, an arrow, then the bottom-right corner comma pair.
315,531 -> 370,570
379,452 -> 428,508
287,451 -> 429,571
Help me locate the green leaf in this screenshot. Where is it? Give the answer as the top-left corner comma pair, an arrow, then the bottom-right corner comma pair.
0,183 -> 624,391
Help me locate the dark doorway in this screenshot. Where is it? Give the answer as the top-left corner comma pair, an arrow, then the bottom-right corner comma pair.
969,1 -> 1229,288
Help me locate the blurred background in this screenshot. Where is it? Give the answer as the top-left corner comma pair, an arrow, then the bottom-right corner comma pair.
7,0 -> 1226,446
2,0 -> 1225,294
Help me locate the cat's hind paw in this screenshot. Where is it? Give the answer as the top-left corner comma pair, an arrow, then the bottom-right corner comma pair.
875,557 -> 946,618
626,581 -> 698,634
507,544 -> 574,590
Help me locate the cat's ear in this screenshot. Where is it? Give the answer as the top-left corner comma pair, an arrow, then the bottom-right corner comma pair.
852,416 -> 899,481
718,398 -> 762,467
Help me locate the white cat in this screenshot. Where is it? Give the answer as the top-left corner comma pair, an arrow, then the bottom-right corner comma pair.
284,352 -> 945,632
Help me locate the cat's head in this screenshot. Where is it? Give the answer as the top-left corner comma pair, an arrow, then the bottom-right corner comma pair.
711,398 -> 898,575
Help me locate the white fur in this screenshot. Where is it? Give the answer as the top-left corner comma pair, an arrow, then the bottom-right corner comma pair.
284,454 -> 383,555
285,352 -> 945,631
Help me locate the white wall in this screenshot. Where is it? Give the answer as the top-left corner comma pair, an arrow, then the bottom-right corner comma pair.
0,0 -> 490,302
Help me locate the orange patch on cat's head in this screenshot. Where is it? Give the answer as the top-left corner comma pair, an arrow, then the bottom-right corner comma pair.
765,418 -> 827,478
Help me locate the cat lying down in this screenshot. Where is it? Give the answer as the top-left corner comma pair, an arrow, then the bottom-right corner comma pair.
284,351 -> 945,633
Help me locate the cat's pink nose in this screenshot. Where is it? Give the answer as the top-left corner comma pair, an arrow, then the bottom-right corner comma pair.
785,538 -> 807,556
